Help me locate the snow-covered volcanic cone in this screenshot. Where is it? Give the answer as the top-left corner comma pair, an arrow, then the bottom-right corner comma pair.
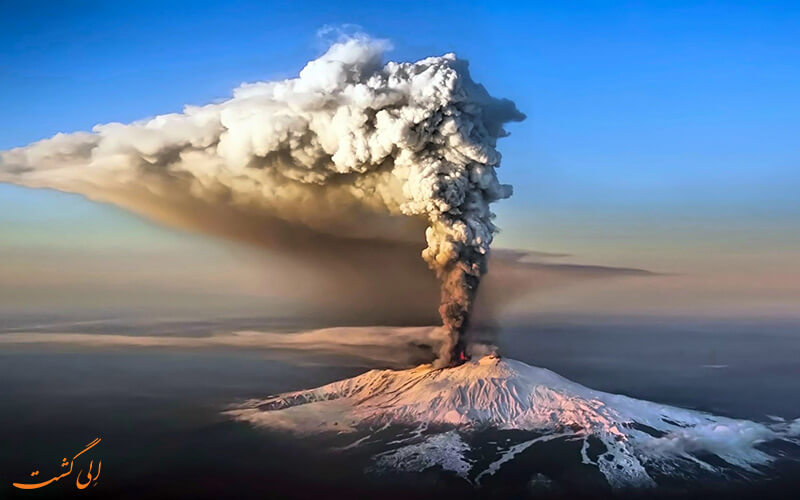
227,356 -> 799,489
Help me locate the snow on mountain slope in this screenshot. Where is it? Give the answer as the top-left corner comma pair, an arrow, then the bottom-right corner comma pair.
227,355 -> 800,488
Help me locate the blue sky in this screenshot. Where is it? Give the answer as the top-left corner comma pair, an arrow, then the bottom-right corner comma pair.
1,0 -> 798,272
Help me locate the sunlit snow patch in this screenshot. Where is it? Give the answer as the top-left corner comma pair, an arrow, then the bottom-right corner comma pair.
227,355 -> 800,488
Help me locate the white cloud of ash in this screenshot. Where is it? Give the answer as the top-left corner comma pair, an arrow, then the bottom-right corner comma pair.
0,35 -> 526,365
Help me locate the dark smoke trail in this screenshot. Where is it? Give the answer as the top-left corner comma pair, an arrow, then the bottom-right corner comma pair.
435,249 -> 484,366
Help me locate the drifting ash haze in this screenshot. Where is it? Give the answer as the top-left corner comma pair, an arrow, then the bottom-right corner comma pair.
228,356 -> 800,489
0,35 -> 524,365
5,30 -> 798,492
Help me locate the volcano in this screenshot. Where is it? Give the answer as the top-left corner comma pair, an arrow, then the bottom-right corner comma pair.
227,355 -> 799,489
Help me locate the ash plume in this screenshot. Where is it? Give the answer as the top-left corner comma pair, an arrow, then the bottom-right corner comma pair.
0,36 -> 524,366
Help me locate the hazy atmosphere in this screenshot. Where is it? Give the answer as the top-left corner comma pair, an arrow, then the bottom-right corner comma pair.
1,2 -> 799,499
2,2 -> 798,325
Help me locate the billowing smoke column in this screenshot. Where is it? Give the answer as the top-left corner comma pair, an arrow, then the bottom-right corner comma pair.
0,37 -> 524,366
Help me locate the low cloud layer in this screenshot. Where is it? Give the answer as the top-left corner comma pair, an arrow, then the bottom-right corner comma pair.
0,326 -> 444,367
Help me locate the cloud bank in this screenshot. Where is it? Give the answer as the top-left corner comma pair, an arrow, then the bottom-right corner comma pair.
0,326 -> 444,368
